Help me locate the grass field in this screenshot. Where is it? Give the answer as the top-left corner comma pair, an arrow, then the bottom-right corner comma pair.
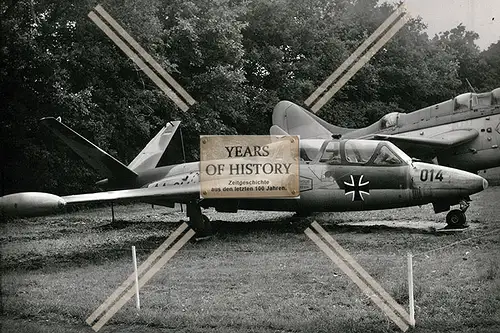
1,188 -> 500,333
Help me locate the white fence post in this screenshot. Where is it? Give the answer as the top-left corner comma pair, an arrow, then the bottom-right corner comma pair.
407,252 -> 415,327
132,246 -> 140,310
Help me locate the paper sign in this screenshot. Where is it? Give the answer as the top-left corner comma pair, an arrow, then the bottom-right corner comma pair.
200,135 -> 299,198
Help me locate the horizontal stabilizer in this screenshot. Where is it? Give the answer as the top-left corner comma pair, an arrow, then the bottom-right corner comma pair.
40,117 -> 137,180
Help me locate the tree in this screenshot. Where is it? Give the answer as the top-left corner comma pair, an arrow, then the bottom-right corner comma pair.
1,0 -> 170,194
479,40 -> 500,92
432,24 -> 484,93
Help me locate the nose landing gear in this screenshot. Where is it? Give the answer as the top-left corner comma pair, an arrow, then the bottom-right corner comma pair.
445,199 -> 469,228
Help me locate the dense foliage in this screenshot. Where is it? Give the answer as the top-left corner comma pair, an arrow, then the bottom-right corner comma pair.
1,0 -> 499,194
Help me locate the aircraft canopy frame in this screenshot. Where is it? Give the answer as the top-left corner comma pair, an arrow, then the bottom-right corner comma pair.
300,139 -> 411,167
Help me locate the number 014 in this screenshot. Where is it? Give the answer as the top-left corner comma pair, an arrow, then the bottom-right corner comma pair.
420,169 -> 443,182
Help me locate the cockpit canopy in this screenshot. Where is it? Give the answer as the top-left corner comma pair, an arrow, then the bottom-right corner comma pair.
454,88 -> 500,111
359,88 -> 500,133
380,112 -> 400,129
454,92 -> 475,111
300,139 -> 411,166
492,88 -> 500,105
300,139 -> 324,162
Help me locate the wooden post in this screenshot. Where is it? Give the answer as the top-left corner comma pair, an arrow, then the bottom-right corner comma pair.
407,252 -> 415,327
132,246 -> 140,310
111,202 -> 115,223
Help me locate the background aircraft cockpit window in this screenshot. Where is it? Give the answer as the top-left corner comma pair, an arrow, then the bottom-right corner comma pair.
299,139 -> 323,162
477,92 -> 492,106
454,93 -> 475,111
492,88 -> 500,105
472,94 -> 478,108
372,146 -> 402,165
344,140 -> 378,164
319,141 -> 341,164
380,112 -> 399,129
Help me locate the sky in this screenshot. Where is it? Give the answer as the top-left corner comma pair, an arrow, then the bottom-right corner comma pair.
382,0 -> 500,50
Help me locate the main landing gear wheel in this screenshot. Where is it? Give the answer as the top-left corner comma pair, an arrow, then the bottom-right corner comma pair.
446,209 -> 466,228
202,214 -> 212,233
290,211 -> 314,233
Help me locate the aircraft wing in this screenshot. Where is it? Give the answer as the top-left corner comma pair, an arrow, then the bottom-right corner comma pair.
0,184 -> 201,216
62,183 -> 200,205
374,129 -> 479,159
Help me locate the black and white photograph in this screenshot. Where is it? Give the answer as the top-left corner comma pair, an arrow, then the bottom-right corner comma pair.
1,0 -> 499,332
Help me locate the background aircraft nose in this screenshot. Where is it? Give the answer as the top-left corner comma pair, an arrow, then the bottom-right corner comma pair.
483,178 -> 489,190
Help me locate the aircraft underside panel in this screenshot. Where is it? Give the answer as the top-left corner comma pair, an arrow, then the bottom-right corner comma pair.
202,189 -> 414,212
295,189 -> 414,211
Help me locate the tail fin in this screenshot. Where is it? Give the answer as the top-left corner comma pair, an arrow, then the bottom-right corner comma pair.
272,101 -> 355,139
127,121 -> 182,172
270,124 -> 290,136
40,117 -> 138,180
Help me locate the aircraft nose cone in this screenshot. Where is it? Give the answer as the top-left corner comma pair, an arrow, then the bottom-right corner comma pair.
468,173 -> 488,194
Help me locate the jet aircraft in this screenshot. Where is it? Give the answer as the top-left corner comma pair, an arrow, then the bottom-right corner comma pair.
272,88 -> 500,219
273,88 -> 500,173
0,117 -> 488,234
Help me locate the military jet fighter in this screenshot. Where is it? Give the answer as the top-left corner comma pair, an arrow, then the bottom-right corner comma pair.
0,117 -> 488,234
273,88 -> 500,174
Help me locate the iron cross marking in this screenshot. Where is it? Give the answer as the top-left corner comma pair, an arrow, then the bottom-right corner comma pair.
344,175 -> 370,201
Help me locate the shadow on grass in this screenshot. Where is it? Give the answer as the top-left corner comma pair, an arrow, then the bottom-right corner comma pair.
2,229 -> 184,272
93,219 -> 184,232
322,223 -> 439,235
212,217 -> 439,236
89,215 -> 444,240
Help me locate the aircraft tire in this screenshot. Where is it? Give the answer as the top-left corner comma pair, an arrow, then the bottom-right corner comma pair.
202,214 -> 212,233
290,213 -> 314,233
293,211 -> 313,217
446,209 -> 466,228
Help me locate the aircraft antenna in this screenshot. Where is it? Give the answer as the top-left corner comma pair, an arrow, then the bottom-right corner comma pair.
465,78 -> 476,93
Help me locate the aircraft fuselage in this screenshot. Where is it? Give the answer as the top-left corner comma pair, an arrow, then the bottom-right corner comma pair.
135,140 -> 486,214
342,89 -> 500,172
